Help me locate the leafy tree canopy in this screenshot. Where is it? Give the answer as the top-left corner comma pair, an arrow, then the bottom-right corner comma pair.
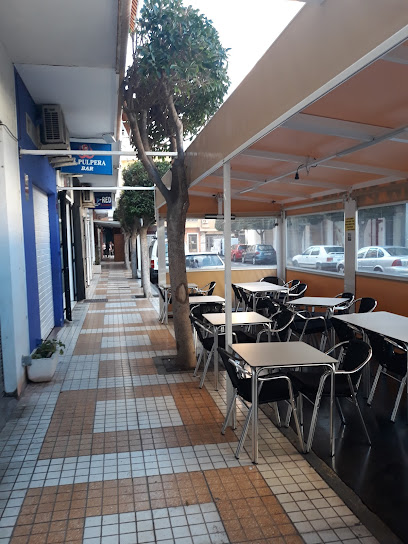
114,161 -> 170,232
124,0 -> 230,152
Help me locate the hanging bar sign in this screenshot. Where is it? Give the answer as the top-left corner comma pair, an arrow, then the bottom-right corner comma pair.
61,142 -> 113,175
94,192 -> 113,209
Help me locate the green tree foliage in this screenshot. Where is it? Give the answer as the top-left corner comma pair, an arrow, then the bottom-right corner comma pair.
114,161 -> 170,231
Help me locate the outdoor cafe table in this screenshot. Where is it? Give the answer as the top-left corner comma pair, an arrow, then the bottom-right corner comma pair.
230,341 -> 337,463
159,282 -> 198,324
333,311 -> 408,418
189,295 -> 225,305
202,311 -> 271,390
233,282 -> 288,311
287,297 -> 349,313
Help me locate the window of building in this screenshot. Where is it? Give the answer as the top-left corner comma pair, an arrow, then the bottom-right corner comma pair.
287,211 -> 344,273
357,203 -> 408,277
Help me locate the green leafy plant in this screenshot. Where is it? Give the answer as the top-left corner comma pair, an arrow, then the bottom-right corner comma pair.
32,339 -> 65,359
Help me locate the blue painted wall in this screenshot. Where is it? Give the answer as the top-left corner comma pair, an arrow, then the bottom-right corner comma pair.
15,70 -> 64,351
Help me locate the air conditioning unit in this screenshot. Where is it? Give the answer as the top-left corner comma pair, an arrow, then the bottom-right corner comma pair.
40,105 -> 70,148
81,187 -> 95,208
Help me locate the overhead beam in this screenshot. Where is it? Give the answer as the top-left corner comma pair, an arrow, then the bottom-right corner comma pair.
20,149 -> 177,157
239,122 -> 408,194
283,113 -> 408,144
241,148 -> 408,178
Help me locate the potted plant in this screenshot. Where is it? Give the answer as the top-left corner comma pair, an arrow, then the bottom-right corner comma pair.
25,339 -> 65,382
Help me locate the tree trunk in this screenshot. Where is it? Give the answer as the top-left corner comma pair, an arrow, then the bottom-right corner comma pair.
131,231 -> 138,279
123,233 -> 130,271
139,226 -> 152,298
166,160 -> 196,369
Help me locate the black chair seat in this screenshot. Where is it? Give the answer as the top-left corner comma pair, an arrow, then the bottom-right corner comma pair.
291,318 -> 329,335
237,375 -> 298,404
288,370 -> 354,398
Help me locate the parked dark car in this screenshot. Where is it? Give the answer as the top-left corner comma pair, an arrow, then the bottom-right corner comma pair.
231,244 -> 248,262
242,244 -> 277,265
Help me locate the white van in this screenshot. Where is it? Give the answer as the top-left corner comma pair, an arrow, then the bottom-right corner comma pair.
149,239 -> 168,283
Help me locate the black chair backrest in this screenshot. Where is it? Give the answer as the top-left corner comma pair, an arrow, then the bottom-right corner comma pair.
239,287 -> 252,308
340,339 -> 371,374
232,284 -> 243,303
208,281 -> 216,295
190,302 -> 224,321
286,279 -> 301,291
358,297 -> 377,313
337,292 -> 354,302
273,308 -> 295,340
190,316 -> 207,344
290,283 -> 307,299
218,347 -> 246,390
333,319 -> 355,342
260,298 -> 281,318
261,276 -> 282,285
157,286 -> 168,303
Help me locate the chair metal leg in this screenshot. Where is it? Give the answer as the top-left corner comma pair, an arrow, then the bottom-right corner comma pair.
221,390 -> 238,434
391,375 -> 407,422
335,398 -> 346,425
284,402 -> 292,427
235,407 -> 252,459
306,375 -> 328,453
273,402 -> 281,427
367,364 -> 383,405
351,391 -> 371,445
193,347 -> 204,377
199,346 -> 214,388
297,394 -> 304,431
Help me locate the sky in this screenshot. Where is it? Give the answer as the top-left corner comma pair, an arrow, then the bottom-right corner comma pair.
183,0 -> 304,96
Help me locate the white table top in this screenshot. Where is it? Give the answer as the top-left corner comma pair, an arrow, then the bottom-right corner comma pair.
334,311 -> 408,343
288,297 -> 349,308
233,282 -> 287,294
189,295 -> 225,305
203,311 -> 271,326
231,341 -> 337,369
160,283 -> 197,289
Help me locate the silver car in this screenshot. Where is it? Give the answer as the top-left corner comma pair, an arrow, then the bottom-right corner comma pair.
337,246 -> 408,276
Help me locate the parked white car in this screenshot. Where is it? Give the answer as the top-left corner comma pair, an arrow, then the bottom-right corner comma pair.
292,245 -> 344,271
337,246 -> 408,276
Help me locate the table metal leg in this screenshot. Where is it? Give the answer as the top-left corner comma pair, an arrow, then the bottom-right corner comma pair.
164,290 -> 168,325
214,328 -> 219,391
251,369 -> 259,463
330,368 -> 335,457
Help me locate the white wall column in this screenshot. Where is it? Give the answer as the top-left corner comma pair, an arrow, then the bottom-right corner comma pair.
344,197 -> 357,294
0,125 -> 30,395
223,161 -> 234,424
277,211 -> 286,281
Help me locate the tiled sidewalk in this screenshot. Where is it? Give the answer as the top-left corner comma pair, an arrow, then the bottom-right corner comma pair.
0,263 -> 380,544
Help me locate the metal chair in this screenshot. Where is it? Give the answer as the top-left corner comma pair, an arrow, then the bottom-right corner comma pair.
257,307 -> 295,342
289,339 -> 372,453
232,284 -> 245,312
283,282 -> 307,303
348,297 -> 377,314
191,315 -> 255,389
218,347 -> 304,458
289,310 -> 331,350
367,335 -> 407,422
260,276 -> 285,286
157,286 -> 171,323
194,281 -> 216,296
